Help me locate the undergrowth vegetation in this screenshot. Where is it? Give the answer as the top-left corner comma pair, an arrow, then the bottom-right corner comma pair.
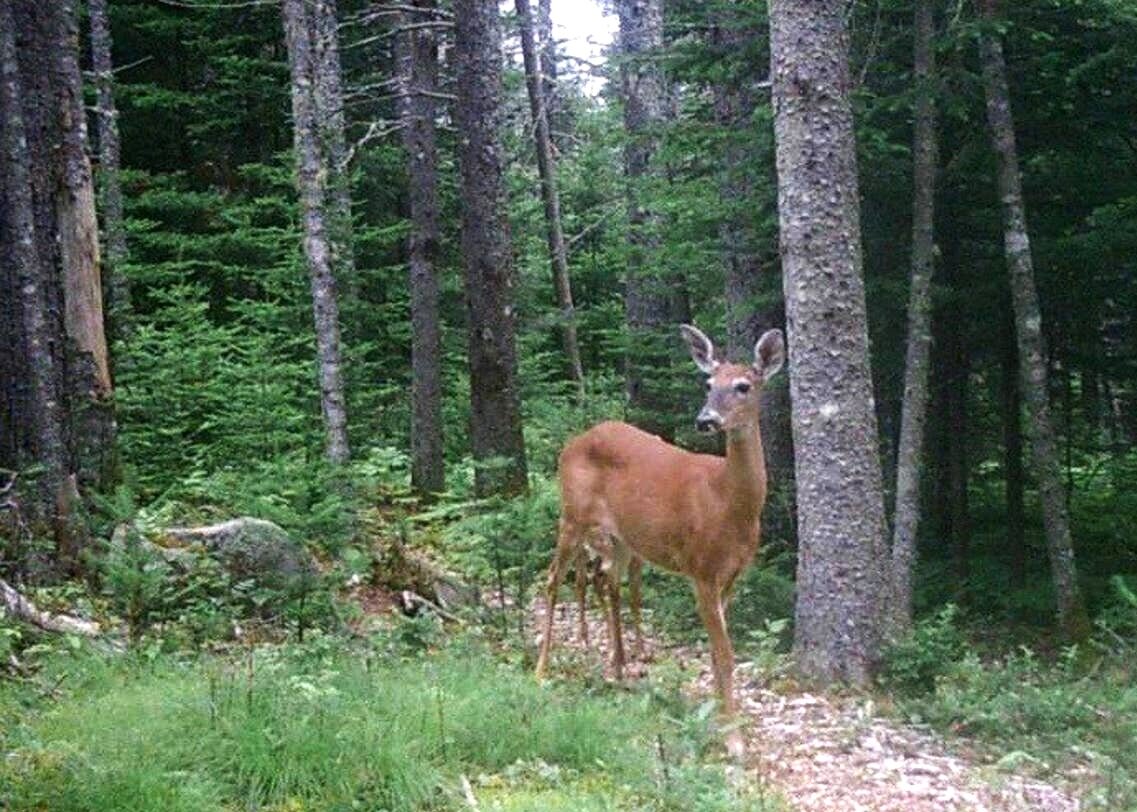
0,633 -> 786,812
880,585 -> 1137,810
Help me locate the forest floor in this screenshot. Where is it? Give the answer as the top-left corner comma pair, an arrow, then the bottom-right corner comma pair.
530,596 -> 1085,812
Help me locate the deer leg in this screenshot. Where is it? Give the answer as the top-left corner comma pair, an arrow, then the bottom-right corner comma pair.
694,579 -> 744,758
628,556 -> 644,657
535,525 -> 577,680
574,548 -> 589,645
604,564 -> 626,681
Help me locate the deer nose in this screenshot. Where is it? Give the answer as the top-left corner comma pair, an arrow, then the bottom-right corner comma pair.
696,407 -> 722,433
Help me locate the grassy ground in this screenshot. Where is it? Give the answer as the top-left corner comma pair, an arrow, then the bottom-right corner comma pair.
0,628 -> 786,812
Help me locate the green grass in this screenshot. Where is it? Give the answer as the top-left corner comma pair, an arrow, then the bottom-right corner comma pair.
0,633 -> 784,812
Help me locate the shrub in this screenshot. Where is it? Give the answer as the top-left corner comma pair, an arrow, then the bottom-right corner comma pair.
879,603 -> 966,696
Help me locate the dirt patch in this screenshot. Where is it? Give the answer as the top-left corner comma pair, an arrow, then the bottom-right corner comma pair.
530,595 -> 1082,812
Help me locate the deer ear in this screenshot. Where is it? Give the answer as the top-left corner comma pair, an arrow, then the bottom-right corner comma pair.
753,329 -> 785,382
680,324 -> 718,374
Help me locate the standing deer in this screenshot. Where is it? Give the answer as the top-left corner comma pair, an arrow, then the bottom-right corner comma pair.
536,324 -> 785,757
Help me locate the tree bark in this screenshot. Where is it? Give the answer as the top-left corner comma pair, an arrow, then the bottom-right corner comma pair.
1,0 -> 113,566
397,0 -> 446,495
616,0 -> 672,439
516,0 -> 585,396
0,0 -> 68,528
454,0 -> 528,497
283,0 -> 351,465
86,0 -> 127,312
889,0 -> 939,633
54,0 -> 116,502
978,0 -> 1090,639
313,0 -> 355,291
87,0 -> 130,330
769,0 -> 888,685
536,0 -> 560,143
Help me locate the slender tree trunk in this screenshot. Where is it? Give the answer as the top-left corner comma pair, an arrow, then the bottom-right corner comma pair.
889,0 -> 939,633
616,0 -> 672,439
770,0 -> 888,685
536,0 -> 560,143
454,0 -> 528,497
313,0 -> 355,290
978,0 -> 1090,639
516,0 -> 585,395
1002,313 -> 1026,587
87,0 -> 130,329
397,0 -> 445,495
283,0 -> 351,465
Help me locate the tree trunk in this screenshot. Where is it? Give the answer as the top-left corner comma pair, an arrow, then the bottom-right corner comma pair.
978,0 -> 1090,640
313,0 -> 355,291
712,4 -> 795,541
397,0 -> 445,495
454,0 -> 528,497
536,0 -> 560,144
616,0 -> 672,439
1002,313 -> 1026,588
2,0 -> 112,567
282,0 -> 351,465
0,0 -> 68,530
516,0 -> 585,395
87,0 -> 130,329
889,0 -> 939,633
769,0 -> 888,685
54,0 -> 116,501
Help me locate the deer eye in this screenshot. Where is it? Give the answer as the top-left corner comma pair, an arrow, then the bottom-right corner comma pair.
734,381 -> 752,394
704,379 -> 713,392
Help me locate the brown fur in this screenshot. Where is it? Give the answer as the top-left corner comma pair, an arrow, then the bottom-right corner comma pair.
535,326 -> 784,757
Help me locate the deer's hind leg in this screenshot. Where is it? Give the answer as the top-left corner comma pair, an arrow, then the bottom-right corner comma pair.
574,548 -> 590,644
535,518 -> 580,680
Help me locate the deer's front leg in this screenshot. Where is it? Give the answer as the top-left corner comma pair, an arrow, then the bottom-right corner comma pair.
694,579 -> 744,758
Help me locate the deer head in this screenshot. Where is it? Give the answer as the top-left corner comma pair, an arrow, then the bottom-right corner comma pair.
680,325 -> 785,434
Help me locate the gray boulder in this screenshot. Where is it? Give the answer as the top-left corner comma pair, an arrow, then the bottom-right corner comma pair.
113,517 -> 315,591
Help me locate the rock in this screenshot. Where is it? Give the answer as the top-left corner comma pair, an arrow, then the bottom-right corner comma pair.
161,518 -> 316,589
112,517 -> 316,593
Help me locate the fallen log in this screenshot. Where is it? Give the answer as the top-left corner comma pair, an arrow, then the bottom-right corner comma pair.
0,578 -> 100,636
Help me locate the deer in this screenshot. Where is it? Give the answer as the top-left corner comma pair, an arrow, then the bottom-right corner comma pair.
535,323 -> 784,757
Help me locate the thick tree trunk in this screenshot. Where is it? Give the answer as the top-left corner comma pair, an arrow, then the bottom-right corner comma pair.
282,0 -> 351,465
889,0 -> 938,633
769,0 -> 888,685
396,0 -> 446,495
454,0 -> 528,497
516,0 -> 585,395
2,0 -> 112,567
87,0 -> 130,329
616,0 -> 672,439
54,0 -> 116,502
313,0 -> 355,290
0,1 -> 68,528
1002,314 -> 1026,587
978,0 -> 1090,640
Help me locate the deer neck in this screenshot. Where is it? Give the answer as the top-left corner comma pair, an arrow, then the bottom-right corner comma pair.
722,419 -> 767,517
